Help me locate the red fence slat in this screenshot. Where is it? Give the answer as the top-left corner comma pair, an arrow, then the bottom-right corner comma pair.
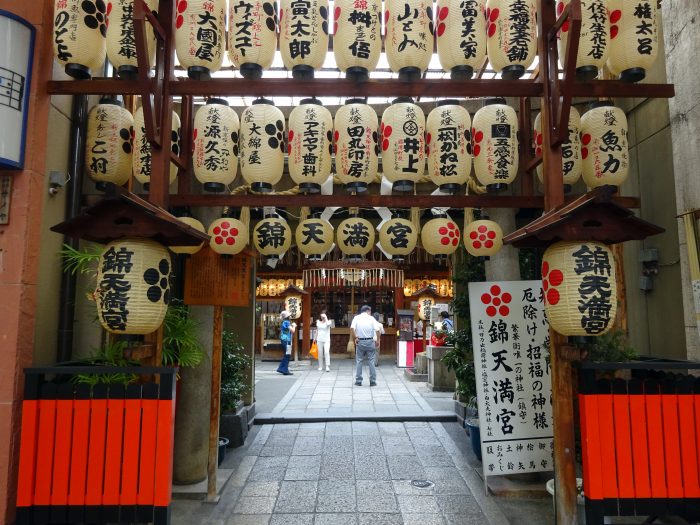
629,395 -> 651,499
678,395 -> 700,497
597,394 -> 618,499
137,399 -> 158,506
612,394 -> 634,498
16,400 -> 39,508
85,398 -> 108,506
579,394 -> 604,500
661,394 -> 684,499
121,399 -> 142,505
645,394 -> 668,498
68,399 -> 91,506
154,399 -> 175,507
51,399 -> 74,506
103,397 -> 126,505
34,399 -> 57,506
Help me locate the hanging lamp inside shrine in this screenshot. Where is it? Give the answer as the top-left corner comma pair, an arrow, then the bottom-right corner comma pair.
239,98 -> 285,193
175,0 -> 226,80
421,215 -> 460,260
416,292 -> 436,320
333,0 -> 381,81
296,215 -> 334,261
254,213 -> 292,263
384,0 -> 433,81
580,102 -> 629,189
288,98 -> 333,194
378,217 -> 418,262
170,216 -> 206,255
485,0 -> 537,79
436,0 -> 487,79
193,98 -> 240,193
85,97 -> 134,191
381,97 -> 426,193
279,0 -> 330,79
228,0 -> 278,79
335,99 -> 379,193
106,0 -> 157,79
133,106 -> 181,190
426,100 -> 471,194
209,215 -> 249,255
472,98 -> 518,192
557,0 -> 609,81
53,0 -> 106,79
464,217 -> 503,259
542,240 -> 617,336
337,215 -> 375,262
284,293 -> 303,319
95,238 -> 171,334
607,0 -> 659,83
534,107 -> 582,192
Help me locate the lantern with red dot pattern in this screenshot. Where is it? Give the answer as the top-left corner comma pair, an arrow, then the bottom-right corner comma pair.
464,220 -> 503,258
426,101 -> 471,193
288,99 -> 333,194
333,0 -> 381,81
254,216 -> 292,260
421,216 -> 460,259
295,217 -> 334,260
337,216 -> 375,261
381,97 -> 426,193
379,218 -> 418,262
436,0 -> 487,79
208,217 -> 249,255
385,0 -> 433,81
228,0 -> 278,79
335,99 -> 379,193
607,0 -> 659,83
279,0 -> 330,79
239,99 -> 286,193
86,98 -> 134,190
472,98 -> 518,192
53,0 -> 106,79
557,0 -> 609,80
533,107 -> 582,192
170,216 -> 206,255
542,240 -> 617,336
580,102 -> 628,189
193,99 -> 240,193
133,105 -> 180,190
485,0 -> 537,79
106,0 -> 158,79
174,0 -> 226,80
417,295 -> 434,321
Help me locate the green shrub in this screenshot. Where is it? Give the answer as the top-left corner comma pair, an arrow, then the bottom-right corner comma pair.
221,331 -> 253,412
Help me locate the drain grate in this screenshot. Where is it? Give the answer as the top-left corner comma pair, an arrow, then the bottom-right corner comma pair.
410,479 -> 434,488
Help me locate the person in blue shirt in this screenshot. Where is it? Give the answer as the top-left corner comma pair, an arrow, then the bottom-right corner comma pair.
277,310 -> 296,375
440,311 -> 454,331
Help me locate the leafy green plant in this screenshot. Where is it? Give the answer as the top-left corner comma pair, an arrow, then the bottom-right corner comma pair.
59,243 -> 101,275
162,301 -> 204,368
583,330 -> 637,362
221,331 -> 253,413
73,340 -> 139,387
442,329 -> 477,403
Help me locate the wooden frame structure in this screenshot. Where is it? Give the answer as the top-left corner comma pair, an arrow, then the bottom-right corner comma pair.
44,0 -> 676,521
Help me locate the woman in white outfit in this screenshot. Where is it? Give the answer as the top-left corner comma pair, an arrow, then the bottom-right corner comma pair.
316,311 -> 332,371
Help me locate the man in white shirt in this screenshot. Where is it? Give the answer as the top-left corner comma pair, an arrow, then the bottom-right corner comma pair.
350,305 -> 381,386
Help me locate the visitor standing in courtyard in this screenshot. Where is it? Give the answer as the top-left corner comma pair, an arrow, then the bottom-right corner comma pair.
316,311 -> 332,372
440,311 -> 454,331
277,310 -> 296,375
351,305 -> 381,386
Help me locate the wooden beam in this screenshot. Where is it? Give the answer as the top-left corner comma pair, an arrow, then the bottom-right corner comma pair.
519,97 -> 535,196
207,305 -> 224,501
134,0 -> 160,146
553,0 -> 581,145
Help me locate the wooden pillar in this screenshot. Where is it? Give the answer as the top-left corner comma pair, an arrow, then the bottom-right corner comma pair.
302,292 -> 312,360
207,305 -> 224,501
612,243 -> 628,334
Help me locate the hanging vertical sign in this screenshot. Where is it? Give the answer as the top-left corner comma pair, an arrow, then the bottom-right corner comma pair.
468,280 -> 553,477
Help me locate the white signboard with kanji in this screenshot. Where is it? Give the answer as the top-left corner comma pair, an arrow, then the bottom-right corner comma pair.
468,280 -> 553,477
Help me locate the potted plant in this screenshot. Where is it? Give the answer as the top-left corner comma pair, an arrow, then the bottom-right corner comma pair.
442,330 -> 476,418
219,330 -> 253,448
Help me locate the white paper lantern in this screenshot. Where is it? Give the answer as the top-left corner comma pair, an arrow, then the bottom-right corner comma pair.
333,0 -> 381,81
385,0 -> 433,81
85,98 -> 134,190
464,219 -> 503,257
381,98 -> 426,193
288,99 -> 333,194
284,294 -> 303,319
53,0 -> 106,78
337,216 -> 375,261
170,217 -> 206,255
193,99 -> 240,192
95,238 -> 171,334
542,240 -> 617,336
209,217 -> 249,255
379,218 -> 418,261
485,0 -> 537,79
254,216 -> 292,259
133,106 -> 180,189
557,0 -> 609,80
426,101 -> 471,193
106,0 -> 158,79
436,0 -> 487,79
417,294 -> 434,320
279,0 -> 329,78
534,107 -> 582,191
421,216 -> 460,258
239,99 -> 286,192
607,0 -> 659,82
175,0 -> 226,79
295,218 -> 334,260
580,103 -> 628,189
228,0 -> 278,78
335,99 -> 379,193
472,98 -> 518,192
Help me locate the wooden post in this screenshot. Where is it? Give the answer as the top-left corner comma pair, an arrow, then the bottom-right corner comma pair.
302,292 -> 312,360
613,243 -> 628,334
207,305 -> 224,501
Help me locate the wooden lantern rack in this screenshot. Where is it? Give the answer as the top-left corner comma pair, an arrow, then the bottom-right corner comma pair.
45,0 -> 676,522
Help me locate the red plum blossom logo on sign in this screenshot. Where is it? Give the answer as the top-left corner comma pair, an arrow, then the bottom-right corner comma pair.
481,285 -> 512,317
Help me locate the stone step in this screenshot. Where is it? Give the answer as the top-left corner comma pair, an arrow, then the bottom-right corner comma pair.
254,410 -> 457,424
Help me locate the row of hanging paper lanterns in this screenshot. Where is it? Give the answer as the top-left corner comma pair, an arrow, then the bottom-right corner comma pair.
54,0 -> 659,82
532,102 -> 628,191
